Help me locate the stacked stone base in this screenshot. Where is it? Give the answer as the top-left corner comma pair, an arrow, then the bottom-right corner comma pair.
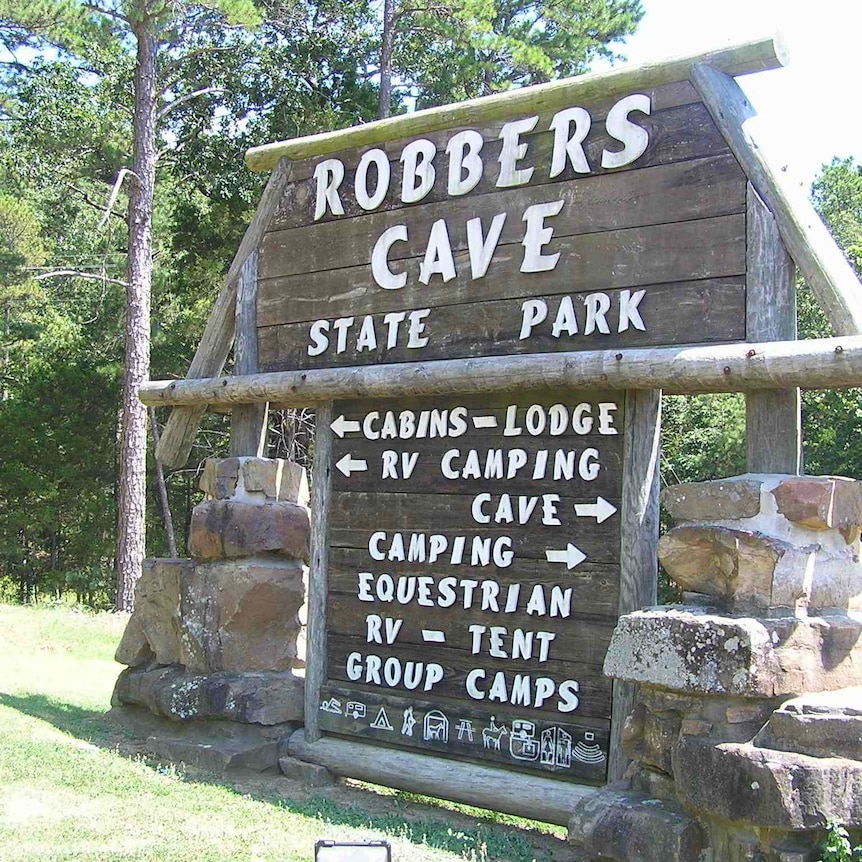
112,458 -> 310,774
569,475 -> 862,862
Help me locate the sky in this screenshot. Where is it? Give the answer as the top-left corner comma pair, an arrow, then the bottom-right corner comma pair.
599,0 -> 862,187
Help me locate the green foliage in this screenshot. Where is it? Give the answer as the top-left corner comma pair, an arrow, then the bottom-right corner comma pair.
816,822 -> 862,862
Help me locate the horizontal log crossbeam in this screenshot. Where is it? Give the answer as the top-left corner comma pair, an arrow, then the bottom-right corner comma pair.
140,335 -> 862,408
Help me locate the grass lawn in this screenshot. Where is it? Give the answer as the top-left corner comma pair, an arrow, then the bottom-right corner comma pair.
0,604 -> 575,861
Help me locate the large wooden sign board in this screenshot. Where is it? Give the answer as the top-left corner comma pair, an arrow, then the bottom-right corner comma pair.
255,70 -> 749,786
318,391 -> 622,781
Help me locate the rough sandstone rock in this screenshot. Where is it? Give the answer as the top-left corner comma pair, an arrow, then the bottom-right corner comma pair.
278,756 -> 335,786
181,557 -> 305,673
662,476 -> 764,522
673,736 -> 862,829
115,558 -> 190,667
188,499 -> 310,562
604,607 -> 862,696
568,788 -> 706,862
772,476 -> 862,530
658,526 -> 817,612
113,665 -> 305,725
200,457 -> 309,505
755,688 -> 862,760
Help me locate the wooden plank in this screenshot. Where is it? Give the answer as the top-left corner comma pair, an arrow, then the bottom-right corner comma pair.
326,595 -> 616,663
258,278 -> 746,372
279,79 -> 703,186
608,388 -> 661,783
691,63 -> 862,337
327,491 -> 619,563
305,400 -> 334,742
230,250 -> 269,456
266,103 -> 736,231
139,335 -> 862,407
246,35 -> 787,170
287,728 -> 599,825
259,174 -> 744,283
327,548 -> 620,620
154,158 -> 293,469
316,685 -> 610,783
325,636 -> 613,720
745,185 -> 800,473
257,154 -> 747,325
330,436 -> 624,497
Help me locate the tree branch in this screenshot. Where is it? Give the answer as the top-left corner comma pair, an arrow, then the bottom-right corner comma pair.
82,1 -> 131,25
33,270 -> 128,287
157,86 -> 227,122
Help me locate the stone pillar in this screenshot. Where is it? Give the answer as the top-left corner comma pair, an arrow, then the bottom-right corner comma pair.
112,457 -> 310,773
570,474 -> 862,862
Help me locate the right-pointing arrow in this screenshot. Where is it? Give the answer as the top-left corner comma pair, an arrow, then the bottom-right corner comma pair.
330,415 -> 361,438
574,496 -> 618,524
335,453 -> 368,477
545,543 -> 587,570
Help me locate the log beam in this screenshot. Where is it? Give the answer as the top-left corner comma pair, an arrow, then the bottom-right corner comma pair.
246,35 -> 788,171
139,336 -> 862,408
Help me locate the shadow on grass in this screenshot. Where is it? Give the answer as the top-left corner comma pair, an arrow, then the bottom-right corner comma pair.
0,691 -> 566,861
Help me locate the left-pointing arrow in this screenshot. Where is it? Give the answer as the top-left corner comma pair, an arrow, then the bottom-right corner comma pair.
335,453 -> 368,477
330,415 -> 361,437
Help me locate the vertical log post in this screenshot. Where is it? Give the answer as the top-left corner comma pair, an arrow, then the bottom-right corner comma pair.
230,250 -> 269,457
609,388 -> 661,782
305,401 -> 334,742
745,185 -> 801,473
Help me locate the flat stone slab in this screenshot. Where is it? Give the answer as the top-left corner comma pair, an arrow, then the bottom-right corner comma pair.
673,736 -> 862,829
145,735 -> 280,774
604,607 -> 862,696
278,755 -> 335,787
114,666 -> 305,725
200,457 -> 309,506
568,788 -> 705,862
756,688 -> 862,760
662,476 -> 765,522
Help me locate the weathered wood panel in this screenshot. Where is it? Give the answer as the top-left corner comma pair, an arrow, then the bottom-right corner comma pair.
268,102 -> 734,231
316,685 -> 611,783
745,185 -> 800,474
326,636 -> 613,720
328,548 -> 620,620
259,277 -> 746,371
320,391 -> 624,777
279,79 -> 702,186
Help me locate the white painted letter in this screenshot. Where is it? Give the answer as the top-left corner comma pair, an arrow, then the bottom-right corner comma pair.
549,107 -> 591,177
313,158 -> 345,220
372,225 -> 408,290
498,116 -> 538,187
602,93 -> 651,169
521,200 -> 564,273
401,138 -> 437,203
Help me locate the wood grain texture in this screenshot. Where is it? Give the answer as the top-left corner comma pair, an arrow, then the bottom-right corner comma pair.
691,63 -> 862,337
230,250 -> 268,456
265,103 -> 735,232
278,80 -> 703,186
305,400 -> 333,742
745,185 -> 800,474
258,278 -> 746,371
316,685 -> 611,783
139,335 -> 862,408
155,159 -> 293,468
246,35 -> 787,170
287,728 -> 599,824
608,388 -> 661,782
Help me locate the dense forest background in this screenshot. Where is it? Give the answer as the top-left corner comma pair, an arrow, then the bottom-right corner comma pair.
0,1 -> 859,609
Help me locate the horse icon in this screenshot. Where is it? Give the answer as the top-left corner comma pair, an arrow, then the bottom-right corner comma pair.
482,716 -> 507,751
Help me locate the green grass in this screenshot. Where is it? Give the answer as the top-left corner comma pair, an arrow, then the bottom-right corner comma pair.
0,604 -> 572,861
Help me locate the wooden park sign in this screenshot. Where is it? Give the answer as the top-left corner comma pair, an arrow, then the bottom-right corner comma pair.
142,35 -> 862,822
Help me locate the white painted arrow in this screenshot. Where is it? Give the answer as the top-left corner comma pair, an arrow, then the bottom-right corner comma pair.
574,497 -> 617,524
472,415 -> 498,429
335,453 -> 368,477
330,415 -> 361,438
545,543 -> 587,570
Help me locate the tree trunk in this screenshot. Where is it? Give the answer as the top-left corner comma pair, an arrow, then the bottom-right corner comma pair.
116,20 -> 157,612
378,0 -> 395,119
